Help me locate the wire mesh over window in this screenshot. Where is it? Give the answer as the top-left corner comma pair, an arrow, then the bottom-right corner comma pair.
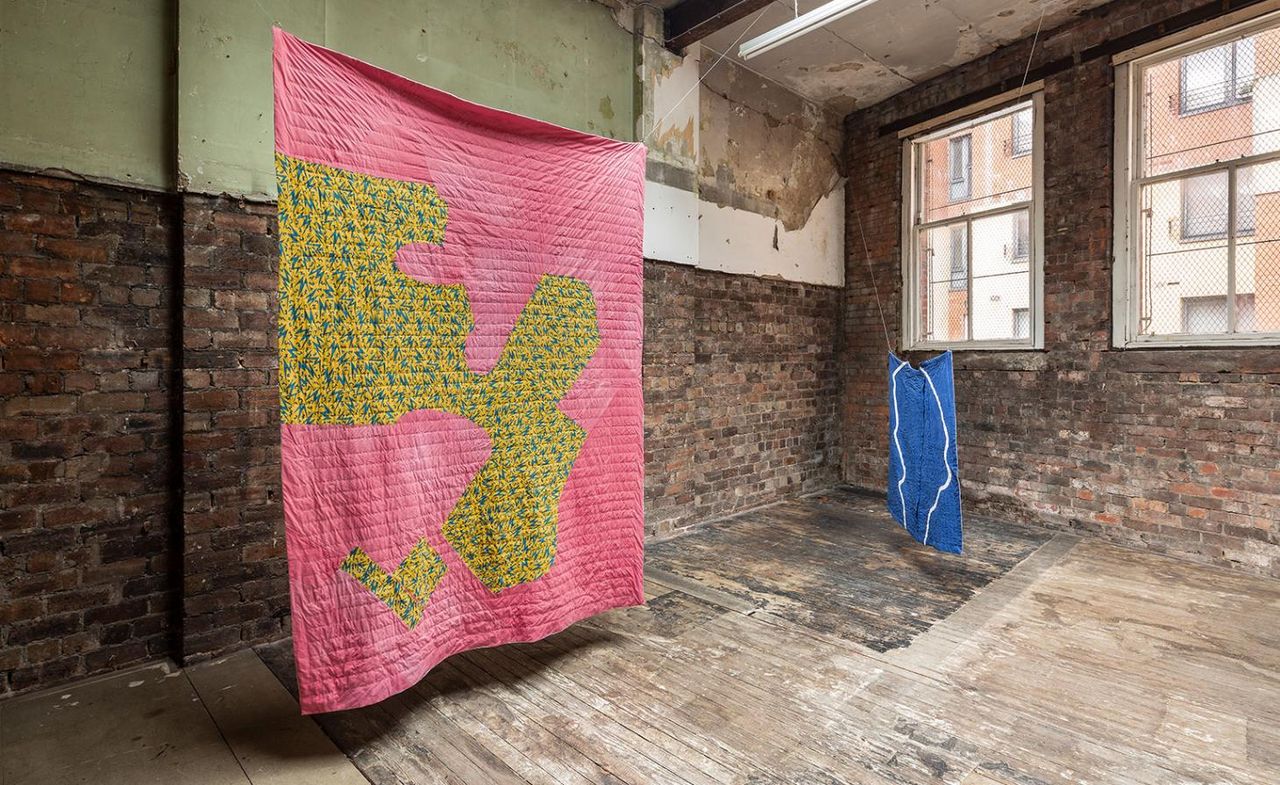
909,99 -> 1038,347
1012,109 -> 1033,158
1134,21 -> 1280,338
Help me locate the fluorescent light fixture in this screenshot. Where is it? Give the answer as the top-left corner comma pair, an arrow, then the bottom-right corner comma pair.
739,0 -> 883,60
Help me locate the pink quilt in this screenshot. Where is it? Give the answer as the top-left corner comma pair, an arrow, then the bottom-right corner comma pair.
273,29 -> 646,714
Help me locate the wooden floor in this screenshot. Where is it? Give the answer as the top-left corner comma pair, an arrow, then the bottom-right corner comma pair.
254,488 -> 1280,785
0,650 -> 365,785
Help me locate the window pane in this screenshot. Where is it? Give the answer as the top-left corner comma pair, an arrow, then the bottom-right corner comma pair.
1181,171 -> 1229,239
970,212 -> 1030,341
919,225 -> 969,343
1012,210 -> 1031,260
1234,161 -> 1280,332
1012,308 -> 1031,339
949,224 -> 968,289
1143,31 -> 1279,177
949,136 -> 971,201
1138,178 -> 1230,335
1180,294 -> 1256,332
1182,44 -> 1232,113
1012,110 -> 1033,157
922,103 -> 1034,223
1181,295 -> 1230,333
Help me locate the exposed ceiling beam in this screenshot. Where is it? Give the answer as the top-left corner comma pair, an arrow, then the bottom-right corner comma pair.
665,0 -> 775,52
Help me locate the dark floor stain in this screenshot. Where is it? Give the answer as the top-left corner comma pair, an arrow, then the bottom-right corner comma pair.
645,486 -> 1052,652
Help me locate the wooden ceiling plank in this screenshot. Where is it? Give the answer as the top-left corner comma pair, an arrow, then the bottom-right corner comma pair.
665,0 -> 777,52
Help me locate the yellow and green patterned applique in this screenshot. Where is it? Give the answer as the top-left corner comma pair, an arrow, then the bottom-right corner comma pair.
277,154 -> 600,624
340,541 -> 447,629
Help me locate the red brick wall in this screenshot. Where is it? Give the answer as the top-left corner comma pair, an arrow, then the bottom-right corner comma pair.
2,168 -> 844,690
644,262 -> 842,538
0,171 -> 180,695
842,0 -> 1280,578
180,195 -> 289,663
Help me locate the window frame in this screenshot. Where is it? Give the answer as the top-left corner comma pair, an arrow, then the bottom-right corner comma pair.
1113,12 -> 1280,348
901,93 -> 1045,351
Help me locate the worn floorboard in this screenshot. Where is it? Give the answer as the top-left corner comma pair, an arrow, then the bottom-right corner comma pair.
237,487 -> 1278,784
0,652 -> 364,785
645,487 -> 1052,652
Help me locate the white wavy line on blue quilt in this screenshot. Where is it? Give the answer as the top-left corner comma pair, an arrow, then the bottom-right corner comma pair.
890,358 -> 908,529
921,365 -> 953,548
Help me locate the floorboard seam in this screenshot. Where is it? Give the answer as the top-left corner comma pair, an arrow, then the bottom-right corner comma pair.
887,532 -> 1082,670
184,668 -> 256,785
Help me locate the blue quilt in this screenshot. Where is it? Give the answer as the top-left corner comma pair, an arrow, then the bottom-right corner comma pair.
887,352 -> 963,553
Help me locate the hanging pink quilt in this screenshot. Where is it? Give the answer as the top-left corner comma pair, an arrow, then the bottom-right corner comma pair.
273,29 -> 646,714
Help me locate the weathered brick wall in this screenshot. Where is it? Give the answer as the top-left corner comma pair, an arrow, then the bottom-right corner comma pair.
644,261 -> 843,538
180,195 -> 289,663
0,171 -> 179,696
842,0 -> 1280,577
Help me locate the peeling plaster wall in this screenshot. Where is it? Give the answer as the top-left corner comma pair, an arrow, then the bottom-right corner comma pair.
700,183 -> 844,284
699,58 -> 843,233
637,5 -> 845,288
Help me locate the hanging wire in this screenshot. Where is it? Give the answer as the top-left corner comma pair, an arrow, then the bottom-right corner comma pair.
642,6 -> 772,144
853,200 -> 894,352
1017,3 -> 1049,100
251,0 -> 280,27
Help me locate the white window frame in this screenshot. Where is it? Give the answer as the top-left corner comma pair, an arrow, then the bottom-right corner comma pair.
1113,10 -> 1280,348
901,93 -> 1045,351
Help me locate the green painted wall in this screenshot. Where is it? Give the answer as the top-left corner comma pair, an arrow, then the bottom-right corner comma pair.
1,0 -> 635,196
178,0 -> 636,198
0,0 -> 174,189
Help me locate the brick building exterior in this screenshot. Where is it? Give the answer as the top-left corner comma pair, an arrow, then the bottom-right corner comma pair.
842,0 -> 1280,579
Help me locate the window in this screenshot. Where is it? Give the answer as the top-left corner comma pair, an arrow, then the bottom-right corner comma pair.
903,96 -> 1042,349
1115,14 -> 1280,346
1012,308 -> 1031,339
1011,109 -> 1033,157
1182,294 -> 1257,333
949,135 -> 971,201
1181,169 -> 1255,240
949,225 -> 968,289
1012,211 -> 1031,261
1180,39 -> 1255,115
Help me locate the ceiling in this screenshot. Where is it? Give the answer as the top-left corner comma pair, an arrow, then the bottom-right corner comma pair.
688,0 -> 1115,115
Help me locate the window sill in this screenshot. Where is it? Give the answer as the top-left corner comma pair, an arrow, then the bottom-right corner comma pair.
1179,229 -> 1257,243
906,341 -> 1043,353
1177,95 -> 1252,118
1116,333 -> 1280,349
